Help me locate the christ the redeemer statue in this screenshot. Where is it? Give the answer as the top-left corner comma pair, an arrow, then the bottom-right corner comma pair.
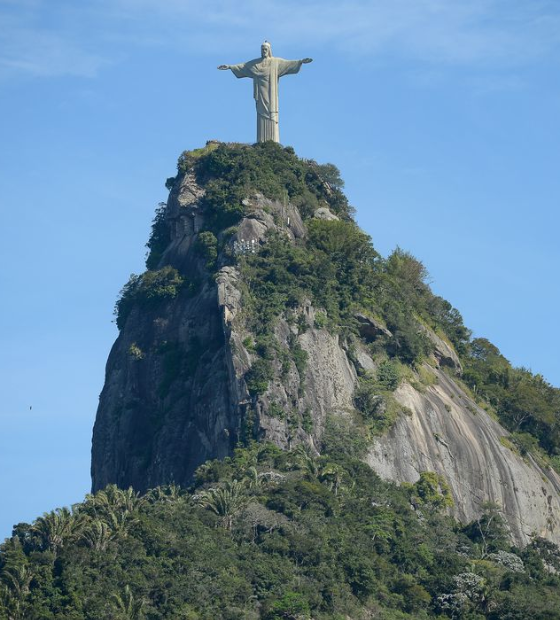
218,41 -> 313,143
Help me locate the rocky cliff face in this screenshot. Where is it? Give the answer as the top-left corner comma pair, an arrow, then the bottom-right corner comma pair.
92,145 -> 560,546
92,164 -> 353,491
367,370 -> 560,545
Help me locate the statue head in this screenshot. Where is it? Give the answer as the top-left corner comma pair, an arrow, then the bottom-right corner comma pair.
261,41 -> 272,58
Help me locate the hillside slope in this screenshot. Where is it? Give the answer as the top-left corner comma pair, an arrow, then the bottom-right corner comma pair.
92,141 -> 560,547
5,445 -> 560,619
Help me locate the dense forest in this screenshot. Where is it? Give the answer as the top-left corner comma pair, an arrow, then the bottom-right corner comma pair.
2,441 -> 560,619
3,142 -> 560,618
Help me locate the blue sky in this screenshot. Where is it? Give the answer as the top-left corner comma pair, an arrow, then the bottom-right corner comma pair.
1,0 -> 560,540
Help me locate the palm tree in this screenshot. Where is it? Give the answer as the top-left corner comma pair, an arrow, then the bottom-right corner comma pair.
2,564 -> 33,599
1,564 -> 33,620
244,466 -> 261,492
319,463 -> 346,496
30,508 -> 78,555
146,483 -> 182,504
80,519 -> 114,551
82,486 -> 142,537
196,480 -> 247,529
293,443 -> 321,478
94,485 -> 143,513
112,585 -> 145,619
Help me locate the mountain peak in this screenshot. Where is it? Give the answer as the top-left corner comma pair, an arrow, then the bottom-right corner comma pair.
92,142 -> 560,547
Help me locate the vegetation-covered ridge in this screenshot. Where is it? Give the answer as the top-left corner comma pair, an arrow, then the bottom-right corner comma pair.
3,441 -> 560,619
117,141 -> 560,466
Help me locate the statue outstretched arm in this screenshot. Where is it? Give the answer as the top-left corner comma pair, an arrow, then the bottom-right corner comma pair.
219,62 -> 253,78
277,57 -> 312,77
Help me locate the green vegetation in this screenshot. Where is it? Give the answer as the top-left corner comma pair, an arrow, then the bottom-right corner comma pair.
98,142 -> 560,619
191,141 -> 352,230
177,141 -> 221,174
246,358 -> 275,396
114,267 -> 185,330
237,222 -> 377,334
2,443 -> 560,619
189,143 -> 560,459
376,360 -> 402,391
463,338 -> 560,465
145,203 -> 170,270
353,368 -> 403,435
288,333 -> 308,396
151,143 -> 560,459
237,227 -> 443,370
313,311 -> 327,329
128,343 -> 144,360
408,472 -> 454,511
127,142 -> 560,466
195,231 -> 218,269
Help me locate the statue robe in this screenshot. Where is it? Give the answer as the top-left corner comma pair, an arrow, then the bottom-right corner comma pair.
229,57 -> 304,143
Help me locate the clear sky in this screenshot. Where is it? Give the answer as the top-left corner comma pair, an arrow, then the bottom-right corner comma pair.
1,0 -> 560,541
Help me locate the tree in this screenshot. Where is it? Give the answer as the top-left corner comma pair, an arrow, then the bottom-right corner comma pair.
311,161 -> 345,190
412,471 -> 454,512
0,565 -> 33,620
80,519 -> 114,552
464,502 -> 510,558
385,248 -> 430,306
146,483 -> 183,504
112,585 -> 145,620
266,591 -> 311,620
81,485 -> 143,537
91,485 -> 143,513
114,267 -> 184,330
319,463 -> 347,496
196,231 -> 218,268
197,480 -> 248,529
145,202 -> 170,270
30,507 -> 78,556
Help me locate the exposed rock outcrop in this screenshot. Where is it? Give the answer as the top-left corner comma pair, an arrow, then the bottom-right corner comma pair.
421,324 -> 463,373
92,169 -> 350,492
313,206 -> 339,221
354,313 -> 392,342
367,368 -> 560,544
92,148 -> 560,547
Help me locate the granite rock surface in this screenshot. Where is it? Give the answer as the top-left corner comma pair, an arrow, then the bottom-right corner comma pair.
92,165 -> 560,546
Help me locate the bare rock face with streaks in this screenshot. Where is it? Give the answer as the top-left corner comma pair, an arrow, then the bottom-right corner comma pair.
367,369 -> 560,545
92,144 -> 560,547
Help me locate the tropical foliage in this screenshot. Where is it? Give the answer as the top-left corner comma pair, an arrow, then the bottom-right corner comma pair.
2,443 -> 559,619
145,203 -> 170,270
126,142 -> 560,461
191,141 -> 352,230
463,338 -> 560,462
81,142 -> 560,619
114,266 -> 186,330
